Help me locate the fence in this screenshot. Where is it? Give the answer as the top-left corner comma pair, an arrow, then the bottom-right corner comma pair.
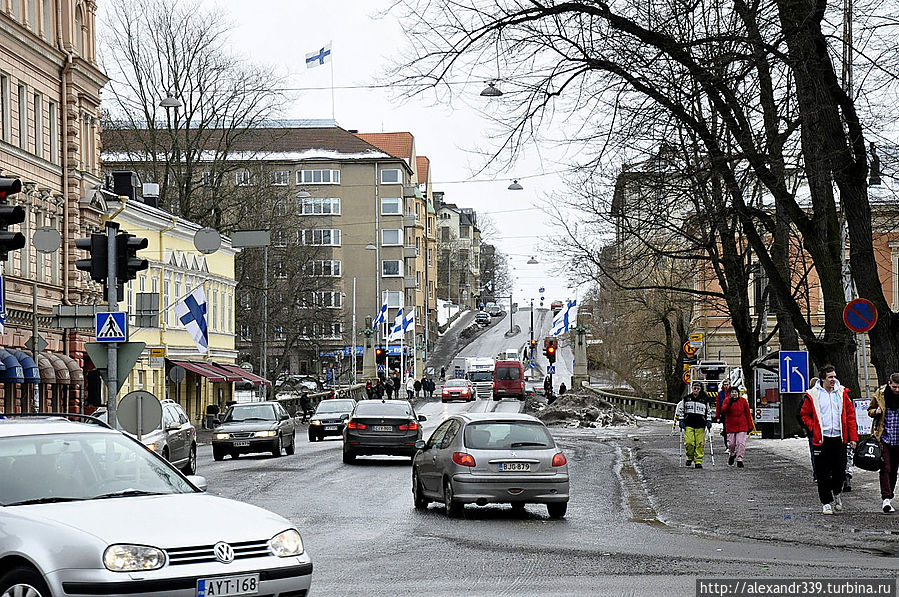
276,383 -> 367,417
584,386 -> 677,419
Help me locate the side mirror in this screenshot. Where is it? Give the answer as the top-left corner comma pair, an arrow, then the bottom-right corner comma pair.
414,439 -> 427,450
166,423 -> 180,432
280,414 -> 289,421
187,475 -> 208,492
418,415 -> 427,422
340,413 -> 349,420
211,417 -> 221,427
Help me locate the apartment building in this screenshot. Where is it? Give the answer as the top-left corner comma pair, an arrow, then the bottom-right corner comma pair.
437,198 -> 482,309
0,0 -> 107,412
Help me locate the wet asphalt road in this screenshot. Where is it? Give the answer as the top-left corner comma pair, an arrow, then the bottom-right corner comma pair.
197,399 -> 899,597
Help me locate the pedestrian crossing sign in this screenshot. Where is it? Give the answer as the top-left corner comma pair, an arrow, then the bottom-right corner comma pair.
96,312 -> 127,342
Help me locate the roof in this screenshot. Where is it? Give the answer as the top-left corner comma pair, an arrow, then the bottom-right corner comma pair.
0,416 -> 112,437
416,156 -> 430,184
355,132 -> 414,161
456,412 -> 541,423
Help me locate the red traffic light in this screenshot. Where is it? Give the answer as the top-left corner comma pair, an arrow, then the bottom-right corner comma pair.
547,345 -> 556,354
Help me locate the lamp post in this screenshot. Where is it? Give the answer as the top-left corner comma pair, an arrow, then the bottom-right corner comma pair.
159,92 -> 182,211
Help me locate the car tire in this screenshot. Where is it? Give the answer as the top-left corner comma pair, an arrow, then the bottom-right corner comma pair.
162,447 -> 170,462
285,434 -> 296,455
0,566 -> 52,597
443,478 -> 462,518
342,445 -> 356,464
308,431 -> 317,442
182,444 -> 197,475
271,435 -> 283,457
413,470 -> 429,510
212,446 -> 225,461
510,502 -> 526,515
547,502 -> 568,519
441,399 -> 447,403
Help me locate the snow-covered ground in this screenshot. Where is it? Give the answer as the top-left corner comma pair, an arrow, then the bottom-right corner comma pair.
437,299 -> 463,326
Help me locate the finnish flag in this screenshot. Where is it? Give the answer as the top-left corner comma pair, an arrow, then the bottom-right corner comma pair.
175,286 -> 209,353
401,310 -> 415,333
372,302 -> 388,327
306,43 -> 332,68
551,299 -> 578,336
388,308 -> 405,342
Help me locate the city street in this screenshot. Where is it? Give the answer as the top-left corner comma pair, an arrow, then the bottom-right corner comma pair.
195,399 -> 899,596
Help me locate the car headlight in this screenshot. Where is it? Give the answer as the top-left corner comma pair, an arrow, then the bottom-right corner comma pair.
214,433 -> 231,440
310,420 -> 322,426
103,544 -> 165,572
254,430 -> 277,438
269,529 -> 304,557
145,443 -> 158,452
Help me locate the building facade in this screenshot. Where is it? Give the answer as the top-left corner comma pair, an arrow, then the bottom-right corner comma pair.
437,199 -> 482,309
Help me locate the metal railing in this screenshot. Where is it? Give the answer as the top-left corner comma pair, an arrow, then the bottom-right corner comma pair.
584,386 -> 677,419
276,383 -> 368,417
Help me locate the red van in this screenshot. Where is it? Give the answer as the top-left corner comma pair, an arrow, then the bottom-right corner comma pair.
493,360 -> 525,400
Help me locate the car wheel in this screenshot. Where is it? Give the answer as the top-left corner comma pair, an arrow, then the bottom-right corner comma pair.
443,478 -> 462,518
412,471 -> 429,510
285,434 -> 296,455
510,502 -> 526,515
182,444 -> 197,475
0,566 -> 51,597
271,435 -> 283,457
547,502 -> 568,519
342,445 -> 356,464
308,431 -> 317,442
441,399 -> 447,403
212,446 -> 225,461
162,447 -> 170,461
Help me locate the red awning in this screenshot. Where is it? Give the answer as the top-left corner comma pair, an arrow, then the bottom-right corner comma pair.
201,363 -> 243,382
169,360 -> 230,383
219,363 -> 272,387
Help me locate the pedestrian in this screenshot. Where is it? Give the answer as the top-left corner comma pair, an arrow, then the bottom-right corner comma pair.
428,378 -> 436,398
543,375 -> 552,396
559,382 -> 567,396
674,381 -> 713,469
384,377 -> 394,399
414,378 -> 423,398
365,380 -> 374,400
800,365 -> 858,515
440,366 -> 446,380
798,377 -> 820,482
299,392 -> 312,423
867,372 -> 899,513
392,373 -> 401,398
720,386 -> 753,468
406,375 -> 415,401
375,379 -> 385,399
716,379 -> 732,450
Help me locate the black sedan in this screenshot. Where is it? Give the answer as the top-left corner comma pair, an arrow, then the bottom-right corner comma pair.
212,401 -> 296,460
342,400 -> 427,463
308,398 -> 357,442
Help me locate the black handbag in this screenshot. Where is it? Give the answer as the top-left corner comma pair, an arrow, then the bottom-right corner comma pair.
853,436 -> 883,472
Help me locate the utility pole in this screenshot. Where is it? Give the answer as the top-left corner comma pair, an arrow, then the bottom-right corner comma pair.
106,220 -> 120,429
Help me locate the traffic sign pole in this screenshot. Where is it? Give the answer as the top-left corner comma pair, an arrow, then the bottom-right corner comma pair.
106,221 -> 120,429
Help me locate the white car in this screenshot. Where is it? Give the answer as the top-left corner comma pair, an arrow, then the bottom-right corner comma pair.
0,414 -> 313,597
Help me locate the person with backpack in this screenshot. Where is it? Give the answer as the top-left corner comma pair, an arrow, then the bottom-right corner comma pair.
299,392 -> 313,423
675,381 -> 713,469
414,377 -> 423,398
720,386 -> 753,467
384,377 -> 395,399
867,372 -> 899,513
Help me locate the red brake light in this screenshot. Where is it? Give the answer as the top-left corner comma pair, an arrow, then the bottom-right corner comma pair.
452,452 -> 476,467
347,421 -> 367,430
398,420 -> 419,431
552,452 -> 567,467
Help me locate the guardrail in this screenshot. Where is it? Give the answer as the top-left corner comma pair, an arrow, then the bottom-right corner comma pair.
584,386 -> 677,419
276,383 -> 368,417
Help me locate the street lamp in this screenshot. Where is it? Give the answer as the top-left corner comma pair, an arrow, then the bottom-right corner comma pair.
508,180 -> 523,191
365,242 -> 379,341
527,256 -> 538,264
158,92 -> 182,211
480,81 -> 503,97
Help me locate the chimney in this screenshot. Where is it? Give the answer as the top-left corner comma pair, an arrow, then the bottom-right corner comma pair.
142,183 -> 159,208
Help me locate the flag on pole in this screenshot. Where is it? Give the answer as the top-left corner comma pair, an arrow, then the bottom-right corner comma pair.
388,308 -> 405,342
372,301 -> 388,327
175,287 -> 209,353
401,310 -> 415,333
305,43 -> 332,68
551,299 -> 578,336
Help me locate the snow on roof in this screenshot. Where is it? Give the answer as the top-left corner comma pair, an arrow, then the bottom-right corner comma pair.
102,149 -> 393,163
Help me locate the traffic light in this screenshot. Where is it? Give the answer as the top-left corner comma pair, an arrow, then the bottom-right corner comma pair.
116,232 -> 149,282
75,233 -> 109,283
374,346 -> 386,364
529,339 -> 537,359
543,337 -> 557,364
0,178 -> 25,261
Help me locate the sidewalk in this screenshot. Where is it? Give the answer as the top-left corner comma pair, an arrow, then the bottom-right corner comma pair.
628,420 -> 899,555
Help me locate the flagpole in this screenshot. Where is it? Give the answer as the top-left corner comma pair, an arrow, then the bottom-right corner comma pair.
329,39 -> 335,121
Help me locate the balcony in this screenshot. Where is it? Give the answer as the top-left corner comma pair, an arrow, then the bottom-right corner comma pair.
404,276 -> 419,289
403,246 -> 418,258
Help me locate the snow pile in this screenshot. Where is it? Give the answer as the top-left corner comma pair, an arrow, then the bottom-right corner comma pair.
531,391 -> 637,428
437,299 -> 463,326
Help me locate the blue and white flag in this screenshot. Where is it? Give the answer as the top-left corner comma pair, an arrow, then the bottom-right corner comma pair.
401,310 -> 415,333
388,308 -> 405,342
306,43 -> 332,68
372,301 -> 388,327
175,286 -> 209,353
551,299 -> 578,336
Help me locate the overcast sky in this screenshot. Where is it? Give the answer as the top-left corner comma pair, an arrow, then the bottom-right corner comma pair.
100,0 -> 582,307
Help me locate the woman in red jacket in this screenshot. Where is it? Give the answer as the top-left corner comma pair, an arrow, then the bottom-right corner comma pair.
721,386 -> 754,467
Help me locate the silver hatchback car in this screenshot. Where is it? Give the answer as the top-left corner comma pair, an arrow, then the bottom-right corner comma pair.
412,413 -> 569,518
0,415 -> 313,597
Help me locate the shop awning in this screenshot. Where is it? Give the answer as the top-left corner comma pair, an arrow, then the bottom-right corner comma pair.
202,363 -> 243,382
168,359 -> 242,383
45,353 -> 71,384
59,353 -> 84,384
12,351 -> 42,384
36,354 -> 56,384
0,349 -> 24,383
218,363 -> 272,387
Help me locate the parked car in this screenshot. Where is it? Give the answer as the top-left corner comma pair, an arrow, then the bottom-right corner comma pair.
487,305 -> 504,317
474,311 -> 490,325
441,378 -> 475,403
93,399 -> 198,475
0,414 -> 313,597
342,399 -> 427,463
551,300 -> 564,314
411,412 -> 569,518
493,360 -> 526,400
212,401 -> 296,460
308,398 -> 356,442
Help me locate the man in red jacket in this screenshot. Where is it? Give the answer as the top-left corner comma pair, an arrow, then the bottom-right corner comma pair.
800,365 -> 859,515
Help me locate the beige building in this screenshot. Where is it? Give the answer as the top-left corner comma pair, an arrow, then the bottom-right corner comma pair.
0,0 -> 107,412
437,199 -> 482,309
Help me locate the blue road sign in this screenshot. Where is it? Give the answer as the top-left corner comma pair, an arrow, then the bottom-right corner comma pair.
843,298 -> 878,333
779,350 -> 809,393
377,364 -> 386,373
529,362 -> 536,369
96,312 -> 127,343
539,287 -> 545,293
547,365 -> 556,375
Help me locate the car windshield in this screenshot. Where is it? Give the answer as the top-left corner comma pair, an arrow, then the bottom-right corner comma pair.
464,421 -> 554,450
496,367 -> 521,381
0,432 -> 196,506
445,379 -> 468,388
225,404 -> 276,422
316,400 -> 355,414
468,371 -> 492,382
354,402 -> 413,417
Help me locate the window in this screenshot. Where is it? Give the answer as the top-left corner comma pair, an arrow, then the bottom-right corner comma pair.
235,170 -> 255,186
0,75 -> 9,141
309,260 -> 341,276
381,197 -> 401,215
315,291 -> 343,308
460,226 -> 470,238
269,170 -> 290,186
48,101 -> 57,163
297,169 -> 340,185
212,290 -> 218,331
300,229 -> 341,246
427,248 -> 433,266
382,290 -> 402,307
18,85 -> 27,150
297,197 -> 340,215
380,169 -> 401,184
440,227 -> 450,241
273,261 -> 287,279
240,325 -> 251,341
163,280 -> 171,326
272,229 -> 287,247
381,229 -> 402,246
382,260 -> 401,277
32,93 -> 42,156
275,199 -> 289,217
227,293 -> 233,332
319,322 -> 342,338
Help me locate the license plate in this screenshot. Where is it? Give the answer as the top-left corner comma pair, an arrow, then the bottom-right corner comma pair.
325,426 -> 338,431
498,462 -> 531,472
197,573 -> 259,596
233,441 -> 250,447
372,425 -> 392,432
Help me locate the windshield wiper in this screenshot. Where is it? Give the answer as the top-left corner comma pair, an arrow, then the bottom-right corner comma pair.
92,489 -> 165,500
242,417 -> 271,421
5,496 -> 87,506
510,441 -> 549,448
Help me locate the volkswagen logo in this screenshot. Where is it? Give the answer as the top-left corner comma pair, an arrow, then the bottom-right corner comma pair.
213,542 -> 235,564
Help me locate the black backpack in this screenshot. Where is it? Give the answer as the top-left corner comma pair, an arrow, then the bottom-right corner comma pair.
853,437 -> 884,472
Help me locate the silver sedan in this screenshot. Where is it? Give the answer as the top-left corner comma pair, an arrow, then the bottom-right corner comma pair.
0,415 -> 312,597
411,413 -> 569,518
